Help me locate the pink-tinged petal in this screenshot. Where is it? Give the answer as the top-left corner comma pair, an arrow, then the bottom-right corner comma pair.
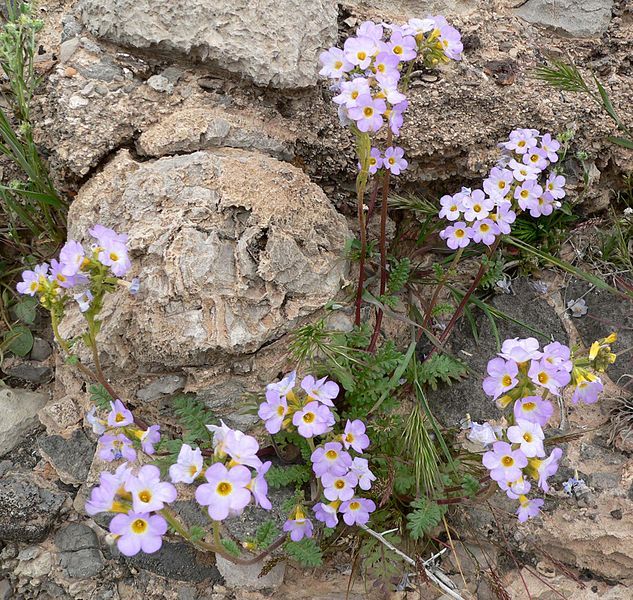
207,500 -> 230,521
228,465 -> 252,487
140,533 -> 163,554
117,535 -> 142,556
148,514 -> 168,536
109,514 -> 131,536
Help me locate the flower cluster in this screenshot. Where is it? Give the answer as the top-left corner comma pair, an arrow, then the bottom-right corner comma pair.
469,335 -> 615,522
16,224 -> 137,313
319,17 -> 462,178
259,372 -> 376,538
438,129 -> 566,249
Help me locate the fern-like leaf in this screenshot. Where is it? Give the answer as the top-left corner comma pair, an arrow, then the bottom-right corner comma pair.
221,539 -> 241,557
284,539 -> 323,567
255,520 -> 279,549
534,59 -> 590,93
172,394 -> 215,445
266,465 -> 311,490
89,384 -> 112,411
406,497 -> 444,540
417,354 -> 467,391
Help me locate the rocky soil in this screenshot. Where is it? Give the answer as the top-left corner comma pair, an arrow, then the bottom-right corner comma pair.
1,0 -> 632,598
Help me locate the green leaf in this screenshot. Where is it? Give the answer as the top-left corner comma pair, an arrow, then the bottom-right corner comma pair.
608,135 -> 633,149
4,325 -> 33,356
368,340 -> 416,414
189,525 -> 206,543
255,520 -> 278,548
172,395 -> 215,445
594,77 -> 619,123
14,296 -> 37,324
416,354 -> 467,391
89,383 -> 113,411
65,355 -> 79,365
266,465 -> 311,490
461,474 -> 480,498
220,539 -> 241,557
284,539 -> 323,567
406,497 -> 444,541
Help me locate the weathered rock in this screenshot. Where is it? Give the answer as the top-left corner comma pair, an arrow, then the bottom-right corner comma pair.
0,579 -> 12,600
136,107 -> 296,160
77,0 -> 338,88
0,473 -> 67,542
56,523 -> 104,578
65,149 -> 349,407
29,337 -> 53,362
0,386 -> 47,456
216,554 -> 285,591
38,429 -> 95,485
0,358 -> 53,384
38,395 -> 82,434
13,546 -> 54,580
136,374 -> 186,402
514,0 -> 614,37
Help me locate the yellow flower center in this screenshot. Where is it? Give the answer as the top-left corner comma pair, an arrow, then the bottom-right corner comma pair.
189,464 -> 198,477
345,433 -> 354,443
363,106 -> 374,117
522,401 -> 536,412
498,181 -> 506,189
357,51 -> 367,61
369,157 -> 376,166
501,456 -> 514,467
217,481 -> 232,496
349,501 -> 361,511
537,372 -> 549,384
455,229 -> 465,238
388,157 -> 395,165
351,90 -> 359,99
450,205 -> 457,211
335,480 -> 345,490
393,45 -> 403,55
109,252 -> 119,262
131,518 -> 148,534
334,60 -> 343,70
480,223 -> 490,232
29,281 -> 39,292
377,63 -> 385,72
517,140 -> 526,148
523,433 -> 533,443
520,190 -> 529,198
276,405 -> 285,416
502,375 -> 513,386
115,413 -> 125,423
138,490 -> 152,504
473,204 -> 481,212
57,273 -> 67,282
325,450 -> 338,460
302,412 -> 315,424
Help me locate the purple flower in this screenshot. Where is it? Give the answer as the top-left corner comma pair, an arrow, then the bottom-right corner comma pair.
319,47 -> 352,79
140,425 -> 161,454
258,390 -> 288,434
482,357 -> 519,400
85,462 -> 132,515
467,422 -> 499,446
98,238 -> 131,277
439,194 -> 463,221
206,420 -> 231,458
471,219 -> 499,246
108,399 -> 134,427
492,201 -> 516,235
514,180 -> 543,211
340,497 -> 376,526
292,401 -> 335,438
86,406 -> 107,435
508,159 -> 540,182
366,147 -> 383,174
99,434 -> 136,463
541,342 -> 572,372
462,189 -> 494,221
504,128 -> 539,155
314,501 -> 339,528
224,429 -> 262,469
483,167 -> 513,200
383,146 -> 408,175
571,377 -> 603,404
169,443 -> 203,484
522,147 -> 549,170
482,441 -> 528,484
89,224 -> 128,246
383,31 -> 417,62
333,77 -> 371,108
49,259 -> 86,289
528,359 -> 571,395
301,375 -> 339,407
438,24 -> 463,60
311,442 -> 352,477
16,264 -> 48,296
407,17 -> 435,38
357,20 -> 384,43
343,36 -> 378,70
59,240 -> 86,277
195,463 -> 252,521
283,508 -> 313,541
322,471 -> 358,501
529,191 -> 557,218
516,497 -> 543,522
545,173 -> 566,200
249,461 -> 272,510
440,222 -> 473,250
388,99 -> 408,136
507,419 -> 545,458
514,396 -> 554,427
74,290 -> 93,313
373,52 -> 400,80
376,72 -> 406,105
540,133 -> 560,162
348,94 -> 386,133
500,477 -> 531,500
500,337 -> 542,363
266,371 -> 296,397
341,419 -> 370,453
109,512 -> 167,556
350,457 -> 376,490
534,447 -> 563,492
129,277 -> 140,294
125,465 -> 177,513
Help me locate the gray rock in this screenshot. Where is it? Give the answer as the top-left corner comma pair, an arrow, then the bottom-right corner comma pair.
426,278 -> 567,427
29,337 -> 53,361
56,523 -> 104,578
1,358 -> 53,384
0,579 -> 12,600
59,37 -> 81,63
77,0 -> 338,88
76,58 -> 124,82
136,374 -> 186,401
0,474 -> 67,542
14,547 -> 54,579
0,386 -> 47,456
38,395 -> 82,434
216,554 -> 285,591
147,74 -> 173,93
123,541 -> 221,582
61,14 -> 83,42
38,429 -> 95,485
514,0 -> 614,37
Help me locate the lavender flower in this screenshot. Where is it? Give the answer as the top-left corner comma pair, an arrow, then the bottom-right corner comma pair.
516,497 -> 543,523
439,221 -> 472,250
482,357 -> 519,400
99,434 -> 136,463
571,377 -> 603,404
539,134 -> 560,162
85,462 -> 132,515
350,457 -> 376,490
283,507 -> 313,541
507,419 -> 545,458
482,441 -> 528,484
109,512 -> 167,556
74,290 -> 93,313
195,463 -> 252,521
258,390 -> 288,434
341,419 -> 370,453
125,465 -> 177,513
292,401 -> 335,438
314,501 -> 339,528
528,359 -> 571,395
169,444 -> 204,484
16,264 -> 48,296
311,442 -> 352,477
533,447 -> 563,492
383,146 -> 408,175
462,190 -> 494,222
439,194 -> 462,221
224,429 -> 262,469
471,219 -> 499,246
500,337 -> 542,363
513,396 -> 554,427
467,421 -> 498,446
266,371 -> 296,397
301,375 -> 339,407
140,425 -> 161,454
107,399 -> 134,427
249,461 -> 272,510
340,497 -> 376,526
59,240 -> 85,277
348,94 -> 387,133
322,471 -> 358,502
319,47 -> 352,79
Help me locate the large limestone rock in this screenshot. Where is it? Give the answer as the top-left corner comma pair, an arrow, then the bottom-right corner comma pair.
65,149 -> 349,409
77,0 -> 338,88
0,386 -> 47,456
